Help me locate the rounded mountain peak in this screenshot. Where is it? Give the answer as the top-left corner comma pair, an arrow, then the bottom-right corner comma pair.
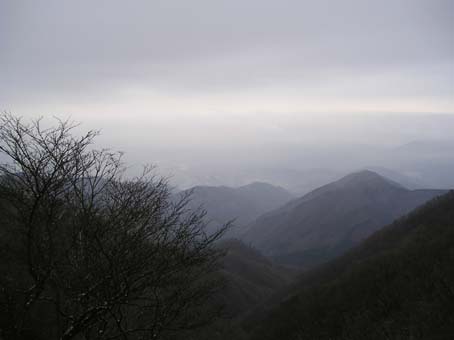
336,170 -> 405,190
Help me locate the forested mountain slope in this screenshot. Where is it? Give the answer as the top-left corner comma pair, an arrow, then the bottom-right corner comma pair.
217,239 -> 294,316
242,170 -> 445,267
246,191 -> 454,340
175,239 -> 294,340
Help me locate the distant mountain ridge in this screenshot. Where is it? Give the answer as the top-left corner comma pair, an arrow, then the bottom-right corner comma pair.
242,170 -> 445,268
180,182 -> 294,237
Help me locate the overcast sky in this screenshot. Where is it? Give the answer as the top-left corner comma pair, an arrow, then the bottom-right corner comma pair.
2,0 -> 453,114
1,0 -> 453,181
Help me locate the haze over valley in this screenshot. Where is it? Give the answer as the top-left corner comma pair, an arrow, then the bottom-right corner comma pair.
1,1 -> 453,339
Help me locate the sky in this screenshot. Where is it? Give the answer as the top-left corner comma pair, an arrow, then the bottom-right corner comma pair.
1,0 -> 453,115
1,0 -> 454,187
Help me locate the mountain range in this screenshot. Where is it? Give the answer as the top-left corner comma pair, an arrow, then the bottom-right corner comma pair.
180,182 -> 294,236
241,170 -> 445,268
245,191 -> 454,340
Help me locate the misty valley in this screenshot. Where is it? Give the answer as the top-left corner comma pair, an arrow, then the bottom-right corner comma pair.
0,113 -> 453,340
2,0 -> 454,339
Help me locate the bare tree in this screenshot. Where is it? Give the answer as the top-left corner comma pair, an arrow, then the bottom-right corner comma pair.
0,113 -> 227,340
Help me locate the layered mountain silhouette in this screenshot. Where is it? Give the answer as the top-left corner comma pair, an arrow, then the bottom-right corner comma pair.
181,182 -> 294,236
242,170 -> 445,268
246,191 -> 454,340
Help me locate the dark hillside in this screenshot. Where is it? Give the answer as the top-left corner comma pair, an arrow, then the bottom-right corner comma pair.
247,191 -> 454,340
217,239 -> 294,316
242,170 -> 446,268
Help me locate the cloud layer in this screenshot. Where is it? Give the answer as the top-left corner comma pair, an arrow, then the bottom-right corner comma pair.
1,0 -> 453,115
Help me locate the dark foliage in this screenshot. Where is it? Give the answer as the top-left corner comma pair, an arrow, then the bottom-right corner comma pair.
0,113 -> 227,340
247,191 -> 454,340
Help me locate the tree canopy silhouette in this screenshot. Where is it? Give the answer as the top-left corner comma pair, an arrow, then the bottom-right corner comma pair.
0,113 -> 227,340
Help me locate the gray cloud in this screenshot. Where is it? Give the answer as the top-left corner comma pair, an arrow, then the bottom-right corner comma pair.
1,0 -> 454,189
1,0 -> 453,103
